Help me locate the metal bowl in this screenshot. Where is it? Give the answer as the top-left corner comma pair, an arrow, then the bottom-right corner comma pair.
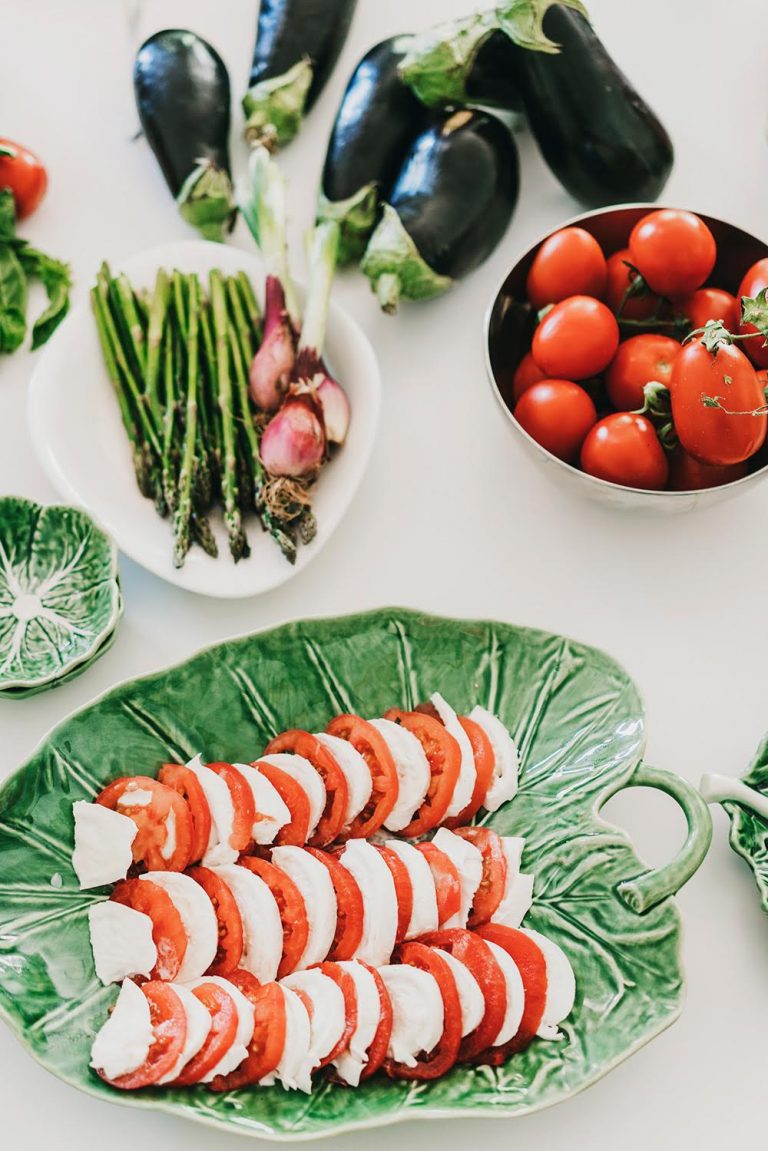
484,203 -> 768,510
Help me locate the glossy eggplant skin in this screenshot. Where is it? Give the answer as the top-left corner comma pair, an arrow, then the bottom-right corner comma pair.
513,7 -> 673,207
321,36 -> 429,204
465,30 -> 523,112
134,29 -> 231,196
391,110 -> 519,280
249,0 -> 357,110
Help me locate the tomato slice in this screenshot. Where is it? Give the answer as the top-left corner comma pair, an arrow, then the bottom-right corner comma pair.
452,826 -> 508,927
384,941 -> 462,1080
206,763 -> 255,853
111,877 -> 188,981
304,847 -> 364,960
311,961 -> 359,1067
359,962 -> 393,1081
325,715 -> 398,838
444,717 -> 496,828
415,842 -> 462,925
239,855 -> 309,977
475,923 -> 548,1062
251,760 -> 311,846
209,977 -> 286,1091
186,866 -> 244,976
96,776 -> 193,872
418,928 -> 508,1062
375,846 -> 413,945
104,981 -> 187,1089
264,731 -> 349,847
158,763 -> 212,864
172,981 -> 239,1086
382,710 -> 461,837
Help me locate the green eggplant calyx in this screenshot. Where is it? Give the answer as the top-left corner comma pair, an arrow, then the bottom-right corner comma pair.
398,11 -> 498,107
496,0 -> 591,54
316,184 -> 380,266
360,204 -> 454,313
242,59 -> 313,151
177,161 -> 236,243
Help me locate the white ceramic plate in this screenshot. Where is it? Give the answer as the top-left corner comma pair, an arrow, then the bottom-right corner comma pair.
28,241 -> 381,598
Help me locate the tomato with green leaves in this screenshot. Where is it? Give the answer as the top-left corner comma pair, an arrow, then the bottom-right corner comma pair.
526,227 -> 607,310
605,247 -> 661,321
514,380 -> 596,462
0,139 -> 47,219
629,209 -> 716,297
580,413 -> 669,490
737,258 -> 768,368
532,295 -> 619,379
675,287 -> 739,333
606,334 -> 680,411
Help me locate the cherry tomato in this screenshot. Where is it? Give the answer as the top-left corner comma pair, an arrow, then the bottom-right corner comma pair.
96,776 -> 193,872
375,846 -> 414,944
210,978 -> 287,1091
416,842 -> 462,925
186,866 -> 244,976
452,827 -> 508,927
325,715 -> 398,839
311,961 -> 358,1066
511,351 -> 547,402
514,380 -> 597,462
382,709 -> 461,836
158,762 -> 212,864
418,928 -> 507,1063
252,759 -> 311,846
240,856 -> 309,977
111,878 -> 188,982
757,369 -> 768,388
358,962 -> 394,1080
100,981 -> 187,1090
670,339 -> 767,466
737,258 -> 768,368
605,334 -> 680,411
444,716 -> 495,828
0,139 -> 47,219
629,209 -> 716,297
384,942 -> 462,1080
304,847 -> 365,960
475,925 -> 548,1061
172,981 -> 239,1086
264,731 -> 348,847
675,287 -> 739,333
668,448 -> 748,491
580,413 -> 669,490
206,763 -> 255,854
532,296 -> 619,379
605,247 -> 661,321
526,227 -> 607,310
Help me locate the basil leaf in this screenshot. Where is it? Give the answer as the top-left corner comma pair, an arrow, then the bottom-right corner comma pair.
16,246 -> 72,349
0,189 -> 17,242
0,245 -> 27,352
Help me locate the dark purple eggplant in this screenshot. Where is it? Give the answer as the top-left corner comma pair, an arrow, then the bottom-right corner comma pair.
243,0 -> 358,150
317,35 -> 431,265
134,29 -> 235,240
360,109 -> 519,313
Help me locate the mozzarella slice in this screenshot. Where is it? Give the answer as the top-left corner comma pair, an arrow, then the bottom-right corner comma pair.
431,693 -> 476,817
210,864 -> 283,983
159,807 -> 177,862
492,852 -> 534,930
431,827 -> 483,928
115,788 -> 153,808
433,949 -> 485,1038
259,985 -> 313,1093
187,976 -> 256,1083
88,901 -> 157,985
158,984 -> 211,1084
379,965 -> 444,1068
485,941 -> 525,1046
315,732 -> 372,828
233,762 -> 291,845
185,754 -> 237,866
258,753 -> 326,839
72,801 -> 136,889
369,718 -> 430,832
468,707 -> 519,811
332,960 -> 381,1087
383,840 -> 439,939
339,840 -> 398,967
281,969 -> 346,1068
270,845 -> 337,968
140,871 -> 217,982
521,928 -> 576,1040
90,979 -> 154,1081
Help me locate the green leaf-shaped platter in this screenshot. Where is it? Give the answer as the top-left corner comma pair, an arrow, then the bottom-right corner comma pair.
701,750 -> 768,912
0,608 -> 711,1139
0,496 -> 121,693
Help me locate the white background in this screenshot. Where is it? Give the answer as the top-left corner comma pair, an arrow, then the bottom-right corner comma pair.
2,0 -> 768,1146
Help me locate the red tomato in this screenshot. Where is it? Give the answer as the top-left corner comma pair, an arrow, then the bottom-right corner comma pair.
511,351 -> 547,401
384,942 -> 462,1080
452,827 -> 508,927
100,982 -> 187,1089
675,287 -> 739,333
311,961 -> 358,1066
158,762 -> 212,865
0,139 -> 47,219
240,856 -> 309,977
111,878 -> 188,980
532,296 -> 619,379
416,842 -> 462,925
382,709 -> 461,836
580,413 -> 669,490
757,369 -> 768,388
605,334 -> 680,411
737,258 -> 768,368
358,962 -> 394,1080
172,981 -> 239,1086
668,448 -> 748,491
186,866 -> 244,976
629,209 -> 716,297
526,227 -> 607,310
444,716 -> 495,829
605,247 -> 661,321
304,847 -> 365,960
325,715 -> 399,839
210,978 -> 287,1090
96,776 -> 193,872
205,763 -> 255,853
475,924 -> 548,1061
670,339 -> 767,466
264,731 -> 349,847
417,928 -> 507,1063
514,380 -> 597,462
252,760 -> 311,846
375,845 -> 414,944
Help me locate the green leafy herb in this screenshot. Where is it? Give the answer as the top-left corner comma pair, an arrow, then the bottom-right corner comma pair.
0,188 -> 72,354
17,247 -> 72,349
0,189 -> 16,242
0,246 -> 27,352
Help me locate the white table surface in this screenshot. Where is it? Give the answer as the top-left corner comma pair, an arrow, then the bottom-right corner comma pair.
2,0 -> 768,1145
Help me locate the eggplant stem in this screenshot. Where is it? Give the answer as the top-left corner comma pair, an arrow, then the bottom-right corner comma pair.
375,273 -> 401,315
242,58 -> 313,151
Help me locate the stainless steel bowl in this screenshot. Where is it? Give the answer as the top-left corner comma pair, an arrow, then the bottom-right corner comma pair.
484,203 -> 768,511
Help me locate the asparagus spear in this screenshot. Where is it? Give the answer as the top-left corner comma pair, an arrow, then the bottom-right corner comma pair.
145,268 -> 170,429
172,274 -> 201,568
236,270 -> 263,345
161,326 -> 179,512
210,269 -> 250,562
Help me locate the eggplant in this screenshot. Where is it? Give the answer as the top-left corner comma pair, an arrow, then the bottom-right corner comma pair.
317,35 -> 431,265
360,110 -> 519,313
134,29 -> 235,241
243,0 -> 358,150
